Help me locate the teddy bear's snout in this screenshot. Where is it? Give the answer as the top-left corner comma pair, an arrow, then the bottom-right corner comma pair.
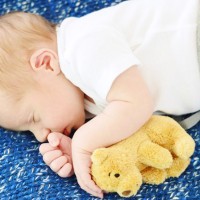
122,190 -> 131,196
117,171 -> 142,197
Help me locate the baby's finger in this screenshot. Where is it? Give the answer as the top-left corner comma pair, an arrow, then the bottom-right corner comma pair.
43,150 -> 63,165
77,173 -> 103,198
48,132 -> 65,147
50,155 -> 68,172
39,143 -> 58,155
57,163 -> 74,178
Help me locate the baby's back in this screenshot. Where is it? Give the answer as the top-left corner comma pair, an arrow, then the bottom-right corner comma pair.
59,0 -> 200,115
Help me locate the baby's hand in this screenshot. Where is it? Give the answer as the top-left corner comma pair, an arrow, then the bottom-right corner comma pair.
39,132 -> 74,177
72,141 -> 103,198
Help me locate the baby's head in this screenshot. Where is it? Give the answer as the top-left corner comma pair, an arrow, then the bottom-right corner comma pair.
0,12 -> 85,141
0,11 -> 56,98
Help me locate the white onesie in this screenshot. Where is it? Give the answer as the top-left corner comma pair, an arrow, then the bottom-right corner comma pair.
57,0 -> 200,116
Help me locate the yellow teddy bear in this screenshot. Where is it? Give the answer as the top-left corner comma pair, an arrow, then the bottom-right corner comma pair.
91,115 -> 195,198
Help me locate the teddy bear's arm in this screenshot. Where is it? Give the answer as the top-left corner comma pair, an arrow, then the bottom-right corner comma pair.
144,116 -> 195,159
138,140 -> 173,169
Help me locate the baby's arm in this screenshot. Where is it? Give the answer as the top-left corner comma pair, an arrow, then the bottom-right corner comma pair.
72,66 -> 154,197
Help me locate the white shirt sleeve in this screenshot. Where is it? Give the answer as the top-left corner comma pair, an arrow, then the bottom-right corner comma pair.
69,26 -> 141,101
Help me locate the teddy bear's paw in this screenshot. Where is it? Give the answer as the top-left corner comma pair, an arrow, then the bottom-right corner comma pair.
138,141 -> 173,169
166,157 -> 190,178
172,136 -> 195,159
141,167 -> 167,184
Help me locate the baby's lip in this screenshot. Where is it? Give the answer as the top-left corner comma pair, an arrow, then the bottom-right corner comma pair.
63,128 -> 70,136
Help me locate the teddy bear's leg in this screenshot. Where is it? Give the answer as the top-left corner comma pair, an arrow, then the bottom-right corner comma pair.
141,167 -> 167,184
166,157 -> 190,178
138,141 -> 173,169
172,136 -> 195,159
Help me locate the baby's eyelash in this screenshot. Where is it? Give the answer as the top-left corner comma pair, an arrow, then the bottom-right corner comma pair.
27,113 -> 36,124
32,114 -> 40,123
27,113 -> 33,124
32,115 -> 36,123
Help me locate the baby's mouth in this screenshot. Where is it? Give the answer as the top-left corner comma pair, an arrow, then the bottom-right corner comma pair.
63,128 -> 71,136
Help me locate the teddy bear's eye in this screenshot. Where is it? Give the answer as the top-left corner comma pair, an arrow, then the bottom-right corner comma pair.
108,172 -> 120,178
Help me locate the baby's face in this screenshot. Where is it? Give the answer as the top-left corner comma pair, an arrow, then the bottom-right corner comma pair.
0,74 -> 85,142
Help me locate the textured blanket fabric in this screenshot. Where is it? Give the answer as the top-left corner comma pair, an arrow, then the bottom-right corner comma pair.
0,0 -> 200,199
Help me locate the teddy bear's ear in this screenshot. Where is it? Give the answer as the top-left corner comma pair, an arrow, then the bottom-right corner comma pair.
91,148 -> 109,165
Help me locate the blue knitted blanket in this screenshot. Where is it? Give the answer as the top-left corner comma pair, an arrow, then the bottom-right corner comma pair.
0,0 -> 200,199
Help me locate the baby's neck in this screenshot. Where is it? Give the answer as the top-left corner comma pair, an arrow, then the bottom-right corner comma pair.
84,94 -> 95,104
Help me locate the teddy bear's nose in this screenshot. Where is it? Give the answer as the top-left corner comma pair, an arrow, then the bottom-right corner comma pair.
122,190 -> 131,196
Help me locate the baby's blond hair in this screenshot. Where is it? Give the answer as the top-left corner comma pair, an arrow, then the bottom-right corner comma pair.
0,12 -> 56,100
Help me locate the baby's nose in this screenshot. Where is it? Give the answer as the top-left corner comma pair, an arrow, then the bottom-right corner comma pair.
38,128 -> 51,142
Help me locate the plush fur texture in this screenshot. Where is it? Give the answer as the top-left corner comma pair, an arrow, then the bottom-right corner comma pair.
91,116 -> 195,197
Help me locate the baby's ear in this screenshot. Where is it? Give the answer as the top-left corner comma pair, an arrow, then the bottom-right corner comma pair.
30,48 -> 60,75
